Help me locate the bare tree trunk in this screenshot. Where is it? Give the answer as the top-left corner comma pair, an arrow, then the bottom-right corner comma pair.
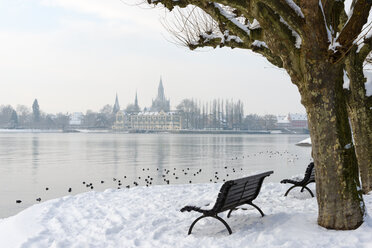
298,62 -> 365,230
345,53 -> 372,194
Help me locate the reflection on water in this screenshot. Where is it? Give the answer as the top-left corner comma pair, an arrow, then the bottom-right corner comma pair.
32,136 -> 39,178
0,133 -> 311,218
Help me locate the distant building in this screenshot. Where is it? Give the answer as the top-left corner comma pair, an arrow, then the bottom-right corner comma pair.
113,93 -> 120,114
112,77 -> 182,131
288,113 -> 308,129
125,92 -> 141,112
276,113 -> 308,131
69,112 -> 84,126
150,77 -> 170,112
113,110 -> 183,131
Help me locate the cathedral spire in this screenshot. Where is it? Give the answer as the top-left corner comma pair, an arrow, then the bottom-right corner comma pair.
113,93 -> 120,114
135,91 -> 138,108
158,76 -> 165,100
151,76 -> 170,112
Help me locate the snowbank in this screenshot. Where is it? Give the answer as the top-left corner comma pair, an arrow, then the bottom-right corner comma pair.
0,183 -> 371,248
296,137 -> 312,146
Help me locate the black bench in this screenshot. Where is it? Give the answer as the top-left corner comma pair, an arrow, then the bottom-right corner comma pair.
180,171 -> 273,235
280,162 -> 315,197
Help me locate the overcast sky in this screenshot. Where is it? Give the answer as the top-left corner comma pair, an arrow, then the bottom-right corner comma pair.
0,0 -> 312,115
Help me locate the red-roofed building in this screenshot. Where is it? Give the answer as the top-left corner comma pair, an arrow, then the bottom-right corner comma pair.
276,113 -> 308,132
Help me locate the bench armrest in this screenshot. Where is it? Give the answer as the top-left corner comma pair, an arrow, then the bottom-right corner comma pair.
181,206 -> 204,213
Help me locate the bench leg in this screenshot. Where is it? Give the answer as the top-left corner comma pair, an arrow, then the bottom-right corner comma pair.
188,215 -> 207,235
227,203 -> 264,218
285,185 -> 314,197
227,208 -> 237,218
284,185 -> 297,196
300,186 -> 315,197
188,215 -> 232,235
214,215 -> 233,235
248,202 -> 264,217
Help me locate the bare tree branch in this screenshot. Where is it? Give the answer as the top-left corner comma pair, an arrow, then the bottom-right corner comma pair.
161,5 -> 284,67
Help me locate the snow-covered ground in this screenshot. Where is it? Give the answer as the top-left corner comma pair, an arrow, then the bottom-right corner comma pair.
0,182 -> 371,248
296,137 -> 311,146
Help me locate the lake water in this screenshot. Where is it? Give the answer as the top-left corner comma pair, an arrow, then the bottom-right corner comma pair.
0,132 -> 311,218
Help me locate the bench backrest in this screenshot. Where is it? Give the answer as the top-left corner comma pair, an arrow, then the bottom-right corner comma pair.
304,162 -> 315,183
309,167 -> 315,182
212,171 -> 273,213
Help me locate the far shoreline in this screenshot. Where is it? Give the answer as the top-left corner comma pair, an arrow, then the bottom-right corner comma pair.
0,128 -> 310,135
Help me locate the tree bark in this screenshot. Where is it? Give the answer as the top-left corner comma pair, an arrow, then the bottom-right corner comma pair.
345,53 -> 372,194
297,62 -> 365,230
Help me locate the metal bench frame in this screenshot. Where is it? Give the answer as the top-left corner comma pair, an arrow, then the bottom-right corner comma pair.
180,171 -> 273,235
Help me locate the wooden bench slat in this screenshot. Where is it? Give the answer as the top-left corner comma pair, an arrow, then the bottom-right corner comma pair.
225,189 -> 259,204
212,172 -> 273,212
227,180 -> 262,194
231,177 -> 261,186
226,184 -> 260,198
232,172 -> 272,183
224,188 -> 259,203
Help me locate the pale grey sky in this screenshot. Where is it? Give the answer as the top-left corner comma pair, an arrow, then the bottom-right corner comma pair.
0,0 -> 310,115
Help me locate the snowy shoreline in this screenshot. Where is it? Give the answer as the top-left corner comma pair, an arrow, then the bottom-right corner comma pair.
0,183 -> 371,248
296,137 -> 311,146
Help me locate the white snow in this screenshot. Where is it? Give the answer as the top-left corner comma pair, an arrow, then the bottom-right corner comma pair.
223,30 -> 243,43
345,0 -> 354,19
343,70 -> 350,90
296,137 -> 311,146
284,0 -> 305,18
328,40 -> 341,51
1,182 -> 371,248
364,70 -> 372,97
250,19 -> 261,29
213,3 -> 250,35
343,70 -> 372,96
200,32 -> 223,43
279,17 -> 302,48
319,0 -> 338,51
352,6 -> 372,49
357,42 -> 364,53
252,40 -> 269,48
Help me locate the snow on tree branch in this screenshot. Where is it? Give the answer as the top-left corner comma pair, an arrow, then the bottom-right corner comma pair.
284,0 -> 304,18
331,0 -> 372,63
259,0 -> 305,36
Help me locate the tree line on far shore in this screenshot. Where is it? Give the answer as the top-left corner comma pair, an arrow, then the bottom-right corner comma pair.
0,98 -> 279,130
176,98 -> 277,130
0,100 -> 115,130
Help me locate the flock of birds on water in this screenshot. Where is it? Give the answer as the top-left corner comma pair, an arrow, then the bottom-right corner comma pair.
15,150 -> 302,204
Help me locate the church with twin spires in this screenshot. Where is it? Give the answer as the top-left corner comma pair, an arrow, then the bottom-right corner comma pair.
112,77 -> 183,131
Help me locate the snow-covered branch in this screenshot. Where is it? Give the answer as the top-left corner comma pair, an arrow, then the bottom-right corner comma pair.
258,0 -> 305,36
332,0 -> 372,63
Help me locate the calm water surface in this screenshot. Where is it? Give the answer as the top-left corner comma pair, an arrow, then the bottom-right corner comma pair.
0,132 -> 311,218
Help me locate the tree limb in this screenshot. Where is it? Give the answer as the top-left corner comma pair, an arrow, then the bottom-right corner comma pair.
331,0 -> 372,63
358,37 -> 372,62
258,0 -> 305,36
